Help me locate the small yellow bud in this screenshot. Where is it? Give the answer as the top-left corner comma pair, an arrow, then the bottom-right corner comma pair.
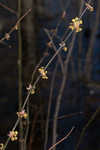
26,84 -> 35,95
17,110 -> 28,119
63,47 -> 68,52
23,113 -> 28,119
38,67 -> 48,80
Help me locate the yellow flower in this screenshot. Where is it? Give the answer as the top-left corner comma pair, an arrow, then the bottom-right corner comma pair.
0,143 -> 4,150
69,17 -> 83,32
38,67 -> 48,79
17,110 -> 28,119
8,131 -> 18,141
23,113 -> 28,119
85,3 -> 94,12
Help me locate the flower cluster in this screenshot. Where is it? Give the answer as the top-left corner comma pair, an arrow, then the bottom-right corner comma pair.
8,131 -> 18,141
17,110 -> 28,119
59,41 -> 67,52
69,17 -> 83,32
26,84 -> 35,94
38,67 -> 48,79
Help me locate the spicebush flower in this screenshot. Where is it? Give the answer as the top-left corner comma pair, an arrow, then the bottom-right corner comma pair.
26,84 -> 35,94
8,131 -> 18,141
38,67 -> 48,79
59,41 -> 67,52
15,24 -> 18,30
69,17 -> 83,32
17,110 -> 28,119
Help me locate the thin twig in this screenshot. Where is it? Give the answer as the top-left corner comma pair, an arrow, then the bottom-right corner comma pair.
0,8 -> 32,44
37,112 -> 83,123
52,32 -> 77,149
76,107 -> 100,150
49,126 -> 75,150
45,29 -> 65,74
44,62 -> 58,150
0,2 -> 17,15
2,3 -> 92,149
85,0 -> 100,81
